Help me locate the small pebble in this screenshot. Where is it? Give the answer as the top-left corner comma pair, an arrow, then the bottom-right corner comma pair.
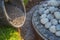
44,9 -> 49,14
33,17 -> 38,22
39,5 -> 43,8
40,18 -> 49,24
55,31 -> 60,36
40,25 -> 44,28
51,19 -> 58,25
48,7 -> 58,13
42,4 -> 48,7
34,10 -> 38,16
40,14 -> 47,18
54,12 -> 60,19
49,25 -> 56,33
56,24 -> 60,31
39,8 -> 45,15
47,14 -> 54,20
45,22 -> 52,28
48,0 -> 59,6
35,21 -> 39,25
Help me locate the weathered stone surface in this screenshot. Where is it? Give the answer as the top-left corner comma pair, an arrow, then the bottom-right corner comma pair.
45,22 -> 52,28
39,8 -> 45,15
56,24 -> 60,31
40,18 -> 49,24
51,19 -> 58,25
44,9 -> 49,14
55,31 -> 60,36
48,7 -> 58,13
47,14 -> 54,20
49,25 -> 56,33
48,0 -> 59,6
32,0 -> 60,40
40,14 -> 47,18
54,12 -> 60,19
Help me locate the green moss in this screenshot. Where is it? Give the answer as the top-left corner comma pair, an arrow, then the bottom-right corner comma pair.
24,0 -> 28,5
0,26 -> 22,40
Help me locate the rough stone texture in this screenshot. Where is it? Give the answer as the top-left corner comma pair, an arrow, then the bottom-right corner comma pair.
20,0 -> 60,40
21,8 -> 35,40
45,22 -> 52,28
48,7 -> 58,13
48,0 -> 59,6
47,14 -> 54,20
49,25 -> 56,33
51,19 -> 58,25
54,12 -> 60,19
32,4 -> 60,40
56,24 -> 60,31
21,5 -> 43,40
40,18 -> 49,24
55,31 -> 60,36
40,14 -> 47,19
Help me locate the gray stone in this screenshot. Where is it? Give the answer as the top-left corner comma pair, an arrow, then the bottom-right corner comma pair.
33,18 -> 37,22
33,10 -> 38,17
49,36 -> 55,40
49,25 -> 56,33
51,19 -> 58,25
44,9 -> 49,14
56,24 -> 60,31
40,14 -> 47,19
35,22 -> 39,26
45,22 -> 52,28
48,0 -> 59,6
39,8 -> 45,15
42,4 -> 48,7
40,18 -> 49,24
47,14 -> 54,20
55,31 -> 60,36
48,7 -> 58,13
54,12 -> 60,19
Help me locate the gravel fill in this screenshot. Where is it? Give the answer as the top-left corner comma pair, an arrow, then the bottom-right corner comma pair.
32,0 -> 60,40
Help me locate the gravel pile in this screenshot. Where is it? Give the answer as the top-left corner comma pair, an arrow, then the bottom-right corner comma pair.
39,0 -> 60,36
32,0 -> 60,40
40,1 -> 60,37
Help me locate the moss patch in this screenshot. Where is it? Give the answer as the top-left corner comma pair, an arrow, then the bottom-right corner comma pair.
0,26 -> 22,40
